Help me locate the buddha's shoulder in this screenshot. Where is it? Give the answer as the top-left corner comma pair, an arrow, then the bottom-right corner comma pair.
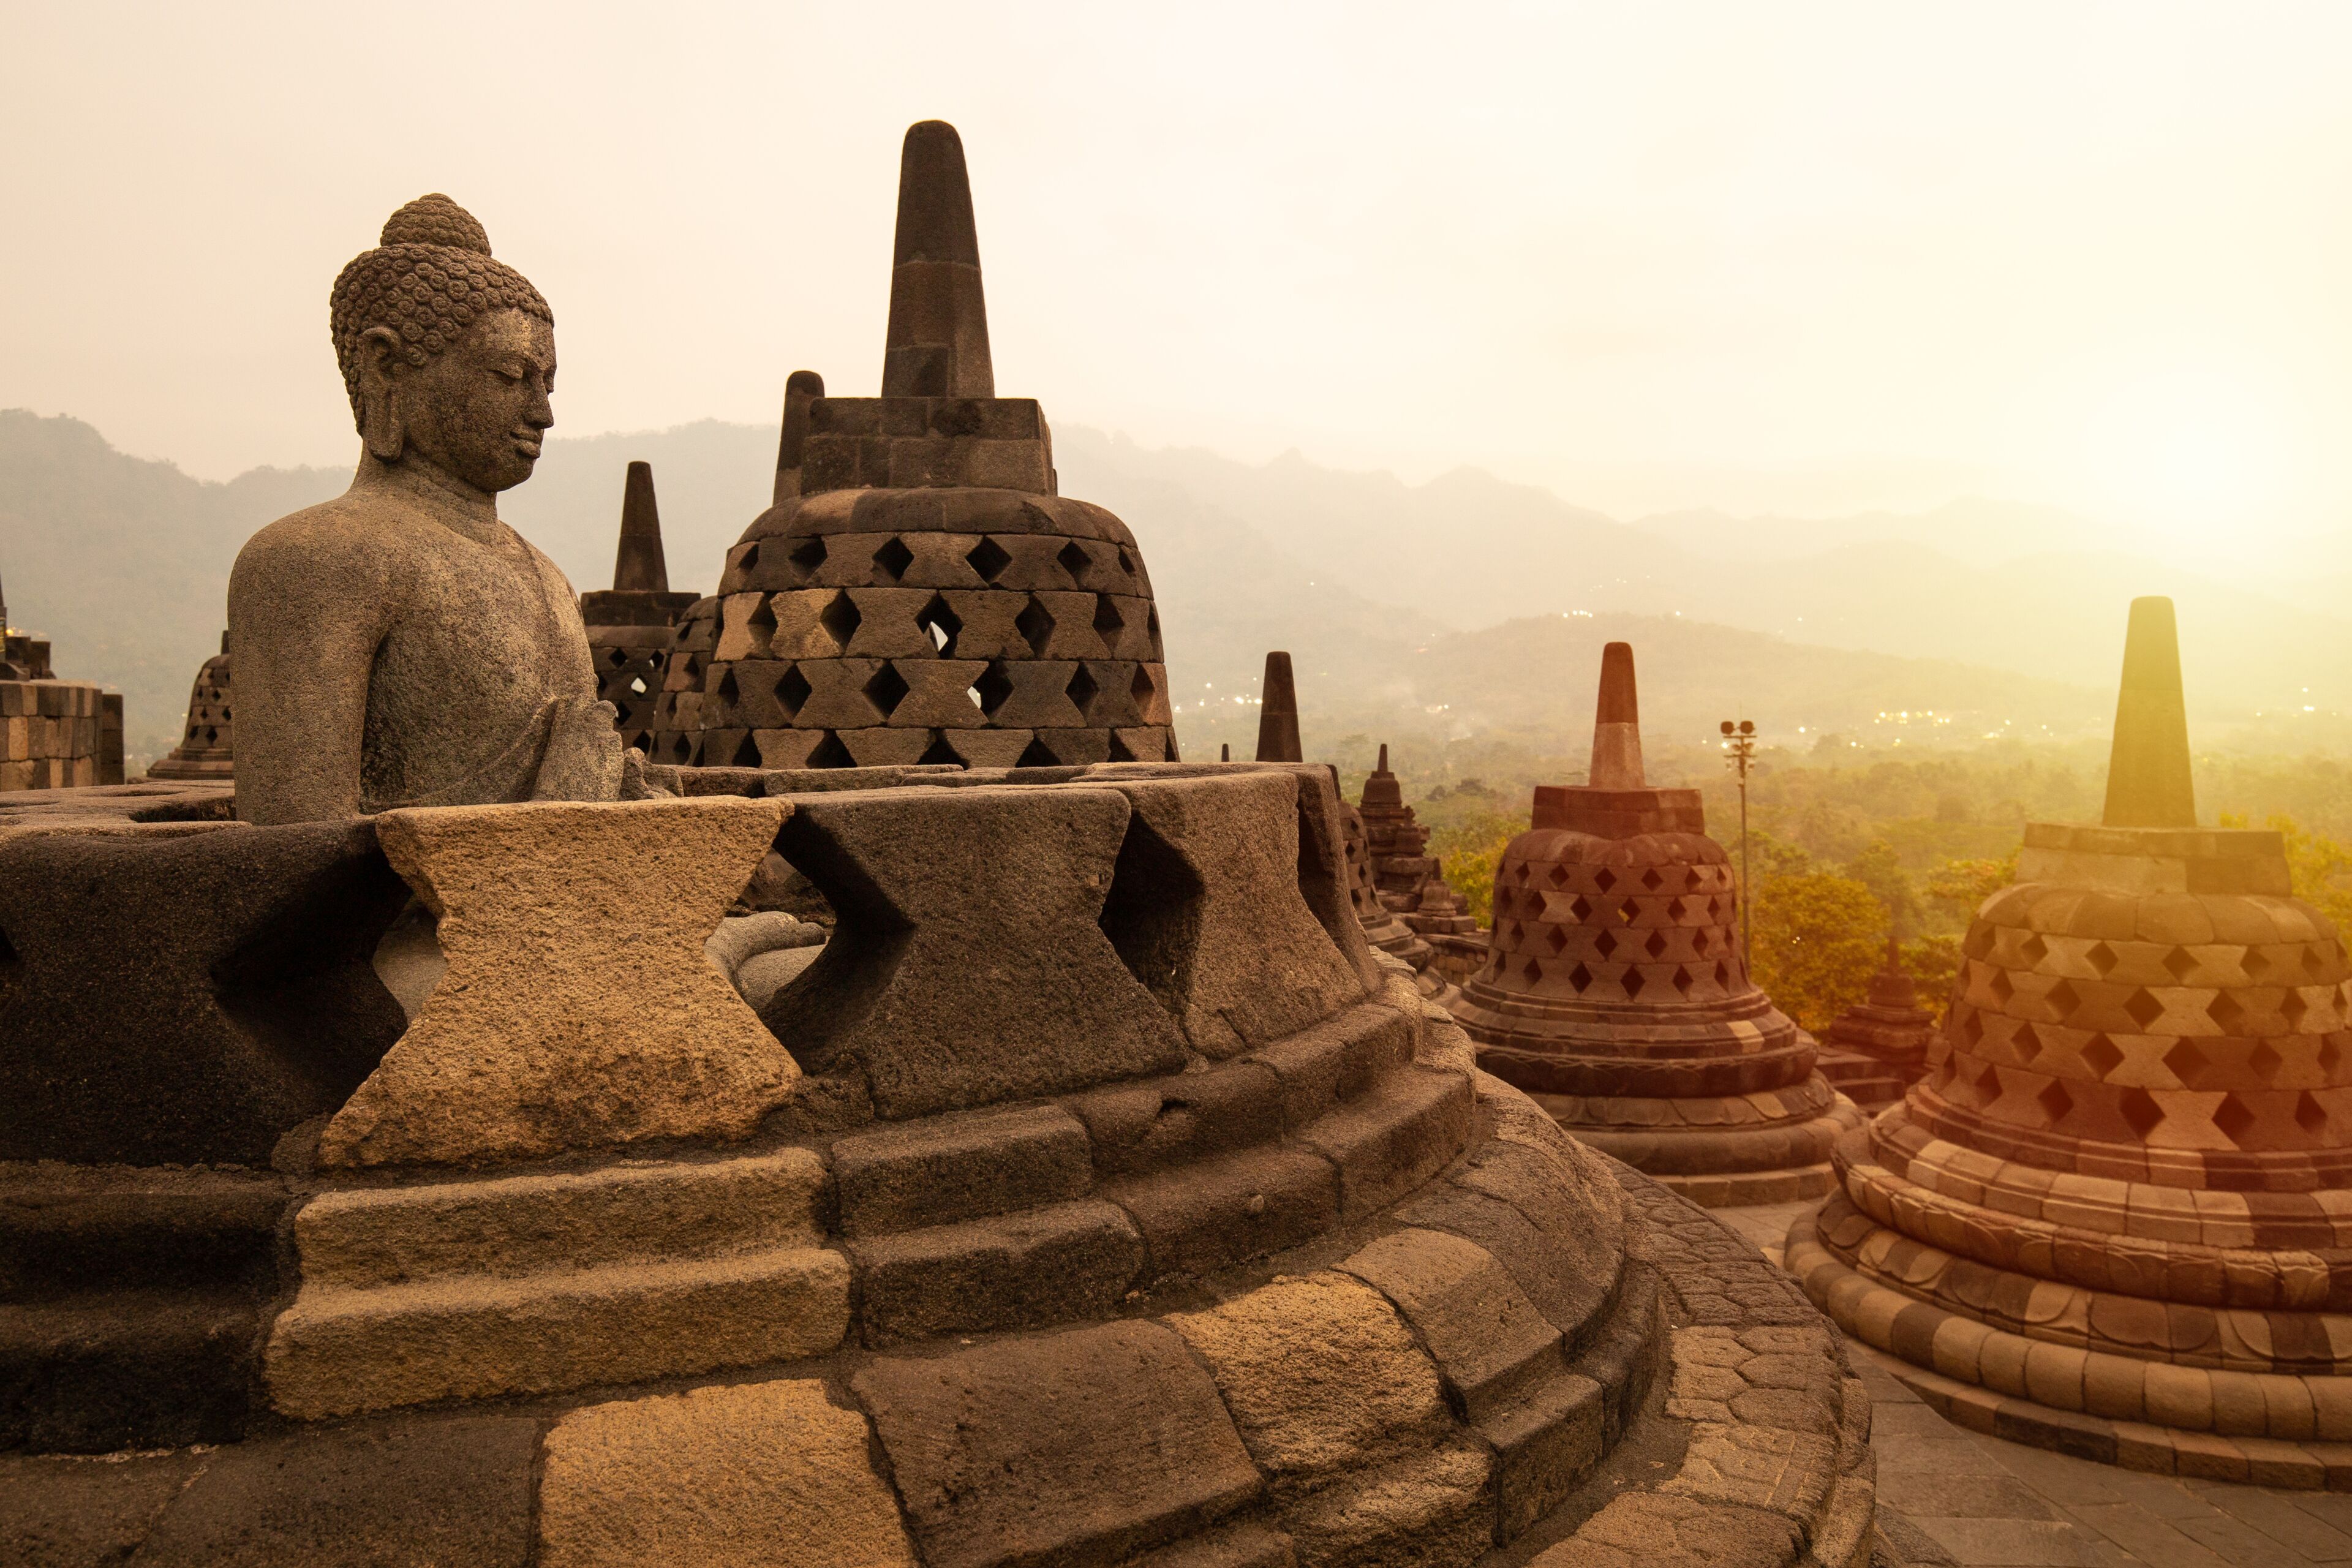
232,492 -> 449,582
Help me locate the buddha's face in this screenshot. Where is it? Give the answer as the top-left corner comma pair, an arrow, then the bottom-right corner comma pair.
376,308 -> 557,496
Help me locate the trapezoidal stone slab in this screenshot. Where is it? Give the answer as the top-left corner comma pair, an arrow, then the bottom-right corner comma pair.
1098,771 -> 1367,1058
0,817 -> 410,1166
315,796 -> 796,1169
765,782 -> 1190,1117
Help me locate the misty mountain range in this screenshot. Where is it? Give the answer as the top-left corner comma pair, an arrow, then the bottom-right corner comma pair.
3,408 -> 2336,766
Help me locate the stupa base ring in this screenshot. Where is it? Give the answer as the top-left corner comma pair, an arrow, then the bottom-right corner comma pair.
1787,1207 -> 2352,1490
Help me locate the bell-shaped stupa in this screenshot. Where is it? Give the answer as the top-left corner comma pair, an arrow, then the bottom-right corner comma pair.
1789,598 -> 2352,1483
1455,643 -> 1861,1204
688,123 -> 1174,769
1814,937 -> 1935,1112
146,632 -> 235,781
579,461 -> 698,752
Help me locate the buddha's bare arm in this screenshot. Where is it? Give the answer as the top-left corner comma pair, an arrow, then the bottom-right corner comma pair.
227,512 -> 398,825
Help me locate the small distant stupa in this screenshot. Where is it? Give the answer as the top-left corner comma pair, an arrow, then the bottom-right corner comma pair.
1812,936 -> 1933,1110
147,633 -> 235,782
579,462 -> 699,752
1454,642 -> 1861,1204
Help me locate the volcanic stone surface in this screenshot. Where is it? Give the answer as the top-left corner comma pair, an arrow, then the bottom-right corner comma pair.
2,762 -> 1871,1566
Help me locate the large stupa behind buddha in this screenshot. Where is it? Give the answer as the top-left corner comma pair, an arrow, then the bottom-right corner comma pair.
686,122 -> 1176,769
1455,642 -> 1863,1205
1789,597 -> 2352,1484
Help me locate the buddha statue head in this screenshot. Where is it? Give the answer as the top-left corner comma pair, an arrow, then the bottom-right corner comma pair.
330,194 -> 556,497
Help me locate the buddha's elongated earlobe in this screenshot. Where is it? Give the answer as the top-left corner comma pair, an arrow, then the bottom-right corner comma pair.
358,326 -> 406,462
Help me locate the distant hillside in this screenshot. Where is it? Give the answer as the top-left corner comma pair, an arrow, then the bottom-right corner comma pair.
0,407 -> 2267,769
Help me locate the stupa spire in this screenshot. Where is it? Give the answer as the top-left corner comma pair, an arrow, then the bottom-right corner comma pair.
882,121 -> 993,398
1376,742 -> 1390,773
1588,641 -> 1645,790
2100,596 -> 2196,829
612,462 -> 669,593
772,371 -> 826,505
1255,651 -> 1302,763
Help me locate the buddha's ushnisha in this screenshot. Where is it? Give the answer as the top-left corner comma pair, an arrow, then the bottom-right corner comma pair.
230,195 -> 646,823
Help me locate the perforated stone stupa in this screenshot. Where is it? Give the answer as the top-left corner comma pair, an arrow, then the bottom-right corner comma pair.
1813,938 -> 1934,1112
147,632 -> 235,781
579,461 -> 698,751
1360,743 -> 1480,946
1455,643 -> 1862,1205
1790,597 -> 2352,1486
689,123 -> 1174,770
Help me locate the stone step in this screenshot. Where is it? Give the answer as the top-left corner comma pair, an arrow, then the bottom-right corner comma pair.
290,1147 -> 827,1287
265,1243 -> 851,1419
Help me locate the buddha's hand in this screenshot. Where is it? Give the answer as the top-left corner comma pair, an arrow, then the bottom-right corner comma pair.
531,697 -> 630,804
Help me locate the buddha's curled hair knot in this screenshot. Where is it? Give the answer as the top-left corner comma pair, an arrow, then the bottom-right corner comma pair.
330,194 -> 551,427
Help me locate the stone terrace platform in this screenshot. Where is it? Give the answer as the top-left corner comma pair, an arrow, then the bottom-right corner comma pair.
1723,1200 -> 2352,1567
3,764 -> 1872,1568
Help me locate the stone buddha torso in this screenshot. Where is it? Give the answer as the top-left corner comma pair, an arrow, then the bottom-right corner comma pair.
231,489 -> 616,823
227,194 -> 630,826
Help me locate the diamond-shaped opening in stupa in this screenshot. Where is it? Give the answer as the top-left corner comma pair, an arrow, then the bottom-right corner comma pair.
973,662 -> 1014,717
2164,946 -> 2198,984
1623,970 -> 1646,1000
2082,1031 -> 2126,1078
1065,663 -> 1099,717
2120,1087 -> 2165,1140
775,664 -> 812,720
2213,1092 -> 2259,1146
1567,963 -> 1593,991
2124,988 -> 2166,1030
1644,931 -> 1668,960
2019,933 -> 2048,966
1056,540 -> 1092,587
1016,597 -> 1055,657
2299,1091 -> 2330,1137
863,663 -> 910,720
966,537 -> 1012,582
2207,991 -> 2247,1034
2248,1039 -> 2285,1082
873,537 -> 915,582
1593,869 -> 1616,892
2086,941 -> 2117,978
789,537 -> 827,576
916,594 -> 962,656
819,591 -> 862,649
2046,979 -> 2079,1019
1569,896 -> 1592,921
1546,926 -> 1569,956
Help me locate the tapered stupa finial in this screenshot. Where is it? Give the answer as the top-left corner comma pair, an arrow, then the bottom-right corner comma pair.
2100,597 -> 2196,829
772,370 -> 826,505
882,121 -> 993,399
1376,742 -> 1390,774
612,462 -> 669,592
1589,642 -> 1645,790
1220,743 -> 1231,762
1255,651 -> 1302,763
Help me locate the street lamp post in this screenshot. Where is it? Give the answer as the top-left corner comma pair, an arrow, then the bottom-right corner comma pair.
1719,720 -> 1756,974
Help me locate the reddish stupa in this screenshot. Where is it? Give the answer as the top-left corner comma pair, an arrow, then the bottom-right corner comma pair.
1814,937 -> 1936,1112
1455,643 -> 1861,1204
1789,598 -> 2352,1484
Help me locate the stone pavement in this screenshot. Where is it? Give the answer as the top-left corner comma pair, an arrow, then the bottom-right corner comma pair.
1720,1200 -> 2352,1567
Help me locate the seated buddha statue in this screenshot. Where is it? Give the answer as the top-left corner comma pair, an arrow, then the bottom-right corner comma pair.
229,194 -> 645,824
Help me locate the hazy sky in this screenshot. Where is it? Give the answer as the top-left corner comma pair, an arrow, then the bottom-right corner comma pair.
4,2 -> 2348,549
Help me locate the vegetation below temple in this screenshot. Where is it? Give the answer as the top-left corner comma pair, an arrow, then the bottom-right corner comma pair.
1386,739 -> 2352,1031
